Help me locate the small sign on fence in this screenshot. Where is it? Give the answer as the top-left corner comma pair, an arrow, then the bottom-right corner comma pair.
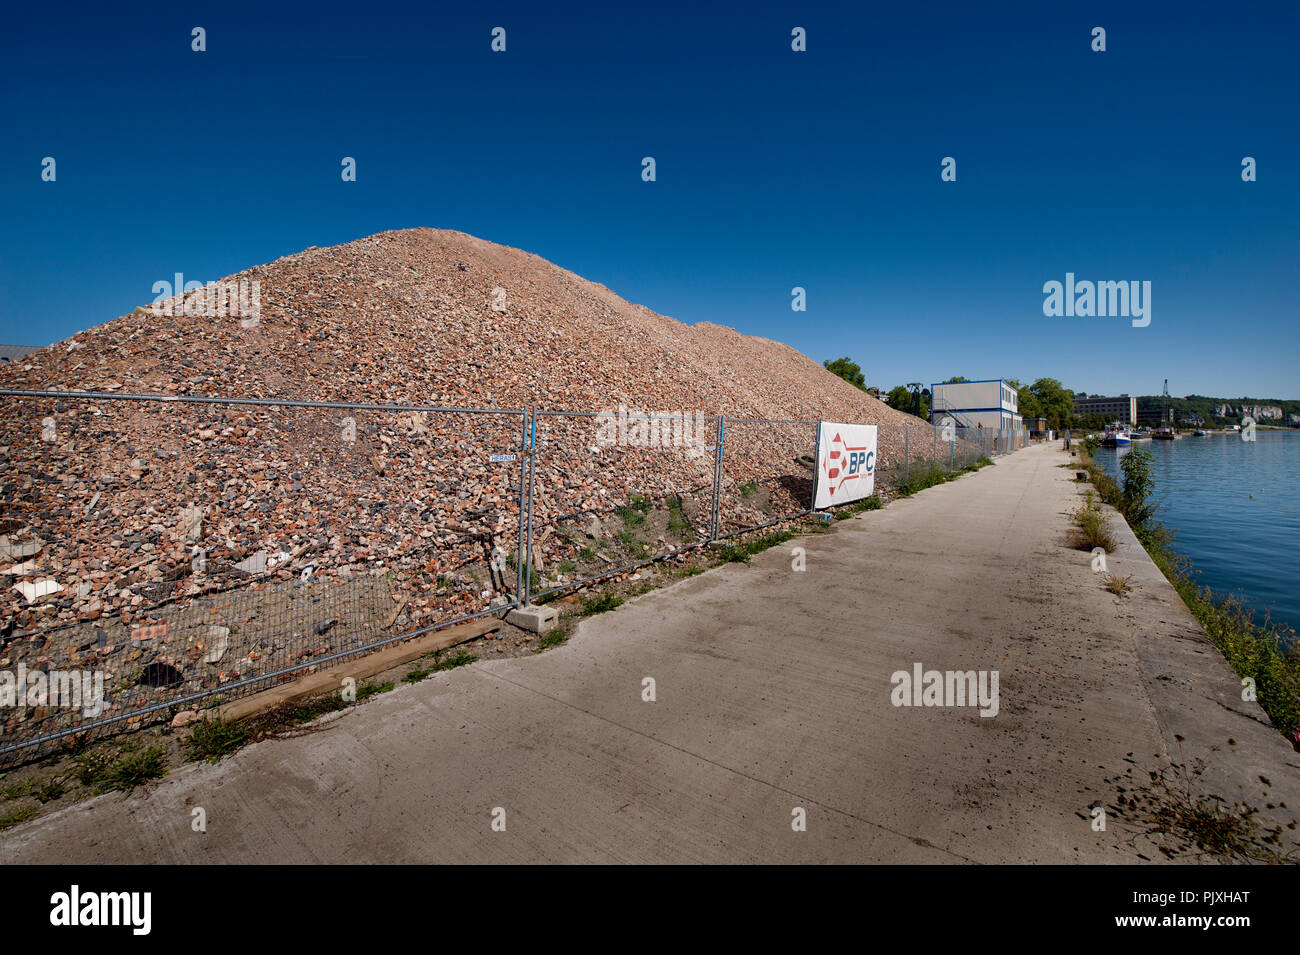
489,454 -> 517,463
814,421 -> 878,509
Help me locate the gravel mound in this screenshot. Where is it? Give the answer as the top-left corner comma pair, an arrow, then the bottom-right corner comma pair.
3,228 -> 917,421
0,229 -> 928,745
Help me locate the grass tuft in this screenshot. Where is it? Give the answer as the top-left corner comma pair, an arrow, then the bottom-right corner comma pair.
832,495 -> 882,520
713,530 -> 795,565
357,680 -> 393,700
667,495 -> 695,540
293,694 -> 350,722
74,750 -> 114,788
0,805 -> 37,830
99,747 -> 166,793
1103,574 -> 1133,598
407,649 -> 478,682
581,593 -> 623,616
1070,491 -> 1118,552
184,717 -> 249,763
539,627 -> 568,649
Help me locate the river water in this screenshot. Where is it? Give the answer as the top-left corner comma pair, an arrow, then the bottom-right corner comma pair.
1093,431 -> 1299,641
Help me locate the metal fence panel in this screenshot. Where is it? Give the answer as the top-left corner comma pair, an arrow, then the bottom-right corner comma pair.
715,418 -> 817,538
524,410 -> 717,603
0,393 -> 526,760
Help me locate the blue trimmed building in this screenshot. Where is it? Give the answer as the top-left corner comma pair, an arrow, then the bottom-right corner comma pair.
929,378 -> 1023,434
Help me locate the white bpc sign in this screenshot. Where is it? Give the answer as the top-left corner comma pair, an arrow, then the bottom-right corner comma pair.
815,422 -> 877,509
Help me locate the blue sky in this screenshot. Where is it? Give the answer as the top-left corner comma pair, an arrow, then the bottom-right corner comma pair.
2,0 -> 1297,399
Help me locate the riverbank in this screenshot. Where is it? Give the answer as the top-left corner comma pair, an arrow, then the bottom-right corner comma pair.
1086,431 -> 1300,638
1076,446 -> 1300,745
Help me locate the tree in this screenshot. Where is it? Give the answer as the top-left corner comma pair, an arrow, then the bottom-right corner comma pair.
823,357 -> 866,391
1006,377 -> 1046,421
944,376 -> 970,383
886,384 -> 928,420
1027,378 -> 1074,431
1071,412 -> 1110,432
1120,446 -> 1157,527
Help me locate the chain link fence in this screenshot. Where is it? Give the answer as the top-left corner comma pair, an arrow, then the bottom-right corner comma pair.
0,389 -> 1028,764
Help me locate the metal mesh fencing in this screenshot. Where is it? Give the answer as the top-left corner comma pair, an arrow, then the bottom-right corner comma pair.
0,392 -> 526,762
875,422 -> 1007,489
0,389 -> 1031,764
716,418 -> 818,538
525,410 -> 717,602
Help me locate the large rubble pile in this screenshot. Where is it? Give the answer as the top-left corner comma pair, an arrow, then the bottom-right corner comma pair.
0,228 -> 932,742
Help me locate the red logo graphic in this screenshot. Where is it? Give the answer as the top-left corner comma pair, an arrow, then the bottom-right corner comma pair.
821,431 -> 871,498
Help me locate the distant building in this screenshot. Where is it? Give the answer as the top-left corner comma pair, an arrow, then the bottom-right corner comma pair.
930,379 -> 1022,433
1073,394 -> 1137,424
0,344 -> 41,365
1136,407 -> 1173,426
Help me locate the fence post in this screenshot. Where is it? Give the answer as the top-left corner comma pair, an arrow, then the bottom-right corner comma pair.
514,409 -> 530,603
521,406 -> 537,605
709,415 -> 724,541
809,421 -> 821,512
904,425 -> 910,482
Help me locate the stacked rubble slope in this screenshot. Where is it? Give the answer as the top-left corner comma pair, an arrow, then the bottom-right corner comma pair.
2,228 -> 916,422
0,229 -> 930,739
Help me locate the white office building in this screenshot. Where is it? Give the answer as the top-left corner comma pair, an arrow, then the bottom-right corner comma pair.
930,379 -> 1023,433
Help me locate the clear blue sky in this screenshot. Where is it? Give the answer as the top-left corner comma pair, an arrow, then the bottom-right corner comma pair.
2,0 -> 1296,399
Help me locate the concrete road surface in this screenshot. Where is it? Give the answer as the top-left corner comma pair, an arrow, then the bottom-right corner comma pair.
3,442 -> 1296,863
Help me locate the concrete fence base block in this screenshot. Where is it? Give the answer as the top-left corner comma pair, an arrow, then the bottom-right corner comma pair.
507,604 -> 559,634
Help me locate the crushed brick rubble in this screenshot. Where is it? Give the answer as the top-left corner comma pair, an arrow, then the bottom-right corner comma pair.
0,228 -> 963,748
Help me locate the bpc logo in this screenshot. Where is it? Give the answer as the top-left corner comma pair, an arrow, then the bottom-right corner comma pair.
822,431 -> 874,498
